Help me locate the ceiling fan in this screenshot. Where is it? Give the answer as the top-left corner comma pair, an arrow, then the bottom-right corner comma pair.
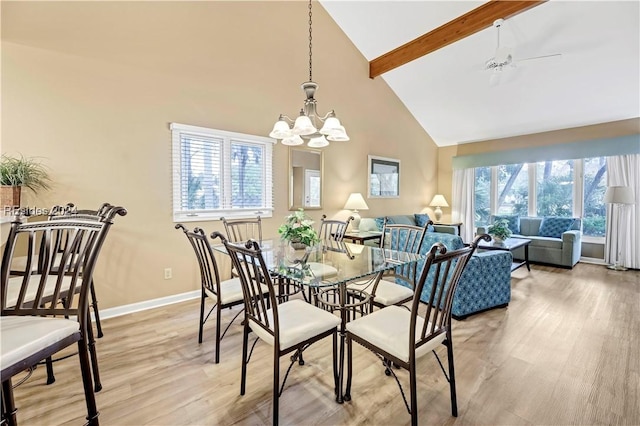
484,18 -> 562,86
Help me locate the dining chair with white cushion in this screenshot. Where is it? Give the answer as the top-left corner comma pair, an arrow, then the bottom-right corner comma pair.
2,218 -> 107,425
345,236 -> 483,426
348,220 -> 426,310
176,224 -> 267,364
213,232 -> 340,426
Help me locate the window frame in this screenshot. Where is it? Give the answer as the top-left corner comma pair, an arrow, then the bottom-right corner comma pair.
474,157 -> 607,243
171,123 -> 275,223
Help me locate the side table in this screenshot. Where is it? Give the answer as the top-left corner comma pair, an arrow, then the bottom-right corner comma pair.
341,231 -> 382,245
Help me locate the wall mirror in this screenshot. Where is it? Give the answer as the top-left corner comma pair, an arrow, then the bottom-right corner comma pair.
289,147 -> 323,210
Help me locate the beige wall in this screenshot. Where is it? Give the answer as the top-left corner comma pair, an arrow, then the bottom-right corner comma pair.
1,2 -> 439,309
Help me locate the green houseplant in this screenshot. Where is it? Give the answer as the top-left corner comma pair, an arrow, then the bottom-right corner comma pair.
0,154 -> 51,208
278,208 -> 320,248
487,218 -> 512,243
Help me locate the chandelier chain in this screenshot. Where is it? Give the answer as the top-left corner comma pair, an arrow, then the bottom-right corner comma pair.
308,0 -> 313,82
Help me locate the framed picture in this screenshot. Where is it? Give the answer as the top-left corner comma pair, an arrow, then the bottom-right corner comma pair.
368,155 -> 400,198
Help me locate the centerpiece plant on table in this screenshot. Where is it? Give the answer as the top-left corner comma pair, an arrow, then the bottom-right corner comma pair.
278,208 -> 320,249
487,218 -> 512,244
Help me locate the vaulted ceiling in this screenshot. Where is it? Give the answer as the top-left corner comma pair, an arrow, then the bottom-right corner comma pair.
320,1 -> 640,147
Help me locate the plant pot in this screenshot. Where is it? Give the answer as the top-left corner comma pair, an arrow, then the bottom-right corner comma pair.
492,236 -> 504,244
290,241 -> 307,250
1,186 -> 21,210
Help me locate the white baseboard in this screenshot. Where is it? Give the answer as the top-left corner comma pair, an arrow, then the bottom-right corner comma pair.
96,290 -> 200,321
579,257 -> 607,266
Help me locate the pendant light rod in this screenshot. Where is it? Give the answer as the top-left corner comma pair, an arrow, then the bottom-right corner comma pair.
268,0 -> 349,147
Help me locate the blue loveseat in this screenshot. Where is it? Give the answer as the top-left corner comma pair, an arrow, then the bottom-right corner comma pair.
372,214 -> 513,319
478,216 -> 582,268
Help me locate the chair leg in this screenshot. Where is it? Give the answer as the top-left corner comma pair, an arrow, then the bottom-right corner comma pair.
344,335 -> 352,401
2,380 -> 17,426
215,302 -> 222,364
333,332 -> 340,399
90,279 -> 104,338
240,323 -> 249,396
410,361 -> 418,426
77,340 -> 100,425
45,356 -> 55,385
446,335 -> 458,417
198,291 -> 205,344
86,315 -> 102,392
273,348 -> 280,426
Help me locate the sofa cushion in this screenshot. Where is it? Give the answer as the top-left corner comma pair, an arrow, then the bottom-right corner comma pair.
414,213 -> 435,232
524,236 -> 563,249
491,215 -> 520,234
539,217 -> 576,238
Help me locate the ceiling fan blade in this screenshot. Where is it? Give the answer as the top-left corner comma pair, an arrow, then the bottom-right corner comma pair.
517,53 -> 562,65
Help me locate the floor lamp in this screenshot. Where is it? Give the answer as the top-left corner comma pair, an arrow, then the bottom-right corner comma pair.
604,185 -> 635,271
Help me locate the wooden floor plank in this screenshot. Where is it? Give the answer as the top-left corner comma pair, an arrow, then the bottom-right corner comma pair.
9,263 -> 640,425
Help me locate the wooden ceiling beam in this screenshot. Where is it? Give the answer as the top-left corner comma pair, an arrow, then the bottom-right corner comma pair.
369,0 -> 547,79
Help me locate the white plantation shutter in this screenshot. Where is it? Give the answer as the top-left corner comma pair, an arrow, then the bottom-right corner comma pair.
171,123 -> 275,222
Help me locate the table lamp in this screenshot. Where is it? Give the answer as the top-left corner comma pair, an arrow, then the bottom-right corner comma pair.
429,194 -> 449,223
344,193 -> 369,233
604,185 -> 635,271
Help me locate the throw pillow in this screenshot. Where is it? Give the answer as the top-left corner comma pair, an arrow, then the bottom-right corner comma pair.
358,218 -> 379,232
375,217 -> 386,231
491,215 -> 520,234
414,213 -> 436,232
539,217 -> 575,238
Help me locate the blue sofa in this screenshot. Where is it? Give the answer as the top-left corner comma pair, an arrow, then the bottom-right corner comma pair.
478,216 -> 581,268
373,215 -> 512,319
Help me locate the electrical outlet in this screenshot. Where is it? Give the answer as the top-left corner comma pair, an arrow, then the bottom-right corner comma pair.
164,268 -> 172,280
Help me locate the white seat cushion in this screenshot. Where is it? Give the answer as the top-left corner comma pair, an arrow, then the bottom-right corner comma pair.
203,277 -> 268,305
0,316 -> 80,371
347,278 -> 414,306
346,305 -> 446,363
6,275 -> 76,308
249,299 -> 341,351
306,262 -> 338,279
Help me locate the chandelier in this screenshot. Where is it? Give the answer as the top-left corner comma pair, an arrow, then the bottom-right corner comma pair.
269,0 -> 349,148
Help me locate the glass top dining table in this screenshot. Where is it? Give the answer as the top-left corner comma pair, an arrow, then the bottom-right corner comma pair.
213,237 -> 424,403
256,239 -> 421,286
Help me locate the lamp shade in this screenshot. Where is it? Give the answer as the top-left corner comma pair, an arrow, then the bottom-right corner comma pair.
344,193 -> 369,211
429,194 -> 449,207
603,186 -> 635,204
292,115 -> 317,136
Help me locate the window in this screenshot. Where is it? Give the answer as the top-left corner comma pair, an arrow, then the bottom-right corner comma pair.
497,163 -> 529,216
474,167 -> 491,227
536,160 -> 574,217
474,157 -> 608,239
171,123 -> 274,222
582,157 -> 607,237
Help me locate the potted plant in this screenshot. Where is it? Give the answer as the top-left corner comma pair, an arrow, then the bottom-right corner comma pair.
487,218 -> 512,244
278,208 -> 320,249
0,154 -> 51,209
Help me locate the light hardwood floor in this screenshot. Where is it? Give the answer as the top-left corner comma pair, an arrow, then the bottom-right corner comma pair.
10,263 -> 640,425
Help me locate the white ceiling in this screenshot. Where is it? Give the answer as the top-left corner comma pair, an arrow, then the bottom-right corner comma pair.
320,1 -> 640,147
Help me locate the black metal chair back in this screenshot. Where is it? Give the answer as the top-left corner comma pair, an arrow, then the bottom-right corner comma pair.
221,216 -> 262,243
214,234 -> 277,336
318,215 -> 353,242
379,221 -> 426,290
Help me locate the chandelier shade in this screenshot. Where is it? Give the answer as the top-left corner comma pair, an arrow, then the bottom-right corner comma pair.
268,0 -> 349,147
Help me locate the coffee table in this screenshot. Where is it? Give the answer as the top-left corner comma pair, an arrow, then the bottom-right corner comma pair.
477,237 -> 531,272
